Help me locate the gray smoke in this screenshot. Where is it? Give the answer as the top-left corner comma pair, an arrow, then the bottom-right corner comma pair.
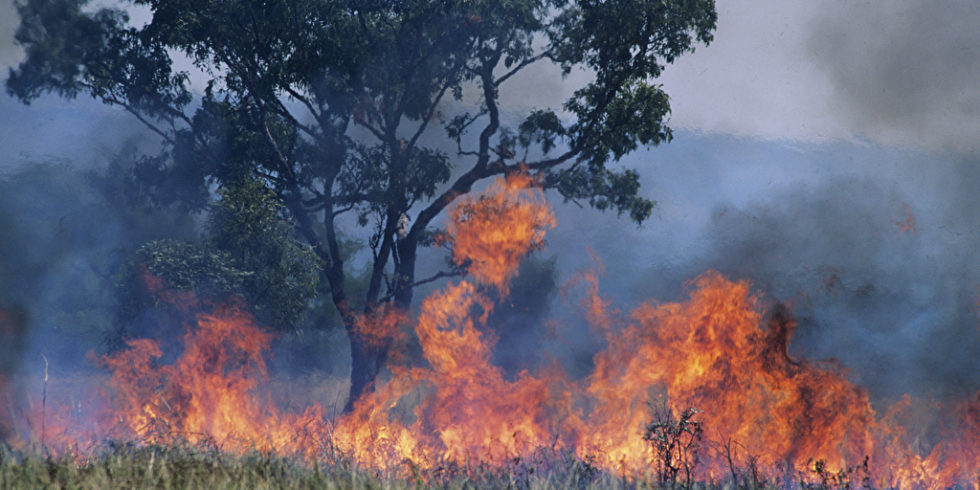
807,0 -> 980,153
786,0 -> 980,399
537,133 -> 980,404
701,173 -> 980,401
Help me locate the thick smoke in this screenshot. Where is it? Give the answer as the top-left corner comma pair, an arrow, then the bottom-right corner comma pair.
534,134 -> 980,405
0,160 -> 163,366
701,173 -> 980,401
779,0 -> 980,399
807,0 -> 980,153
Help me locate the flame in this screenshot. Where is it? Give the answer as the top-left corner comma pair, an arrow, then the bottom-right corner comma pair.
97,306 -> 328,456
581,275 -> 881,475
352,304 -> 407,351
330,173 -> 566,468
445,173 -> 555,293
4,175 -> 979,487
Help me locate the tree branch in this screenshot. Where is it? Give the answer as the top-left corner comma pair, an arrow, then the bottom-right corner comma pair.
405,49 -> 505,243
518,148 -> 579,171
365,210 -> 397,308
451,108 -> 487,156
284,85 -> 325,126
353,116 -> 387,141
494,50 -> 552,87
332,203 -> 356,217
476,51 -> 504,170
406,77 -> 455,151
378,269 -> 462,303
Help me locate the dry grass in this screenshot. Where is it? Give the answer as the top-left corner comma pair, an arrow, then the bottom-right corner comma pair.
0,444 -> 658,490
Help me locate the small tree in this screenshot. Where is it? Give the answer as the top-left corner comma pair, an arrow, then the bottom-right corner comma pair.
117,179 -> 321,339
644,397 -> 704,488
208,179 -> 321,329
800,456 -> 873,490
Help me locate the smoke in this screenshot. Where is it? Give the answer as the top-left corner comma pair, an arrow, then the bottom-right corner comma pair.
0,0 -> 22,73
0,152 -> 202,406
718,0 -> 980,399
807,0 -> 980,154
535,134 -> 980,404
701,174 -> 980,401
583,0 -> 980,403
0,95 -> 158,173
0,306 -> 27,440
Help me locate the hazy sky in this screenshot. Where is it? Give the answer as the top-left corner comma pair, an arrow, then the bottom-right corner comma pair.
4,0 -> 980,152
502,0 -> 980,154
664,0 -> 980,153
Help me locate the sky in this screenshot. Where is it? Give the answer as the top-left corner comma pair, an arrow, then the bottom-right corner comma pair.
2,1 -> 980,402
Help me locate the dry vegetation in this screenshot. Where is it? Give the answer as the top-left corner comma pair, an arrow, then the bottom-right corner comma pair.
0,444 -> 637,489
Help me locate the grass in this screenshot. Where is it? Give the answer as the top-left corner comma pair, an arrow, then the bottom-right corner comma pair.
1,445 -> 379,490
1,441 -> 937,489
0,444 -> 659,489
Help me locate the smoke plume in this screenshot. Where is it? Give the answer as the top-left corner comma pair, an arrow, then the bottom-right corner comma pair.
807,0 -> 980,153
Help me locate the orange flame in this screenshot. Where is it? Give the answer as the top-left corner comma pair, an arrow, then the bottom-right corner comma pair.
353,304 -> 407,351
330,174 -> 566,468
97,306 -> 328,456
5,175 -> 979,487
446,173 -> 555,293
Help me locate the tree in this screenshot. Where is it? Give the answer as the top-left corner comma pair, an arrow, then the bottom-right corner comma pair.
7,0 -> 717,410
207,179 -> 322,329
115,179 -> 321,345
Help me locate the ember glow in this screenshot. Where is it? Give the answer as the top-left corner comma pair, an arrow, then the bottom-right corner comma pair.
3,175 -> 978,487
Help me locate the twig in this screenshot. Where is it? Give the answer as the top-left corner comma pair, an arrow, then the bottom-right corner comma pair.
41,354 -> 48,453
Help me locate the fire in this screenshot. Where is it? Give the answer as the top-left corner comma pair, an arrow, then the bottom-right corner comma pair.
581,275 -> 879,474
3,174 -> 978,487
331,173 -> 564,468
97,307 -> 327,456
896,204 -> 917,234
444,173 -> 556,293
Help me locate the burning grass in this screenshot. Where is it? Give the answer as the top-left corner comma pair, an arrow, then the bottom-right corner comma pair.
2,175 -> 979,488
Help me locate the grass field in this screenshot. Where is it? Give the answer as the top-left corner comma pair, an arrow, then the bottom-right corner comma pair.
0,445 -> 656,489
0,443 -> 908,489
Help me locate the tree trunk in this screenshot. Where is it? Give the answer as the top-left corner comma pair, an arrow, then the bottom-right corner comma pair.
342,238 -> 417,413
344,332 -> 389,413
393,239 -> 417,310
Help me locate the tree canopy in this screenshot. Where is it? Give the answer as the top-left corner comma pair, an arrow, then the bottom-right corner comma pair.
7,0 -> 717,409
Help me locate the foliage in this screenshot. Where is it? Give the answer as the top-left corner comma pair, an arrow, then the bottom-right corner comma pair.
208,179 -> 322,329
0,442 -> 899,488
130,239 -> 247,300
119,180 -> 321,333
0,445 -> 366,489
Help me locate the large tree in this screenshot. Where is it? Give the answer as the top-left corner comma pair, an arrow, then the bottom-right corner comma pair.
7,0 -> 716,410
